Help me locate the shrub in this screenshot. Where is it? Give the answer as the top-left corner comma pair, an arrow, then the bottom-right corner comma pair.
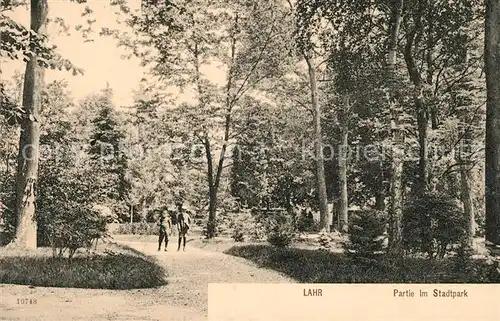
44,205 -> 109,259
296,209 -> 319,232
451,247 -> 500,283
343,210 -> 387,260
249,221 -> 267,241
231,224 -> 245,242
262,211 -> 296,247
403,192 -> 469,259
227,209 -> 263,242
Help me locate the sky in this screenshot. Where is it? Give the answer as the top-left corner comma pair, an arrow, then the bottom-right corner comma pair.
1,0 -> 148,107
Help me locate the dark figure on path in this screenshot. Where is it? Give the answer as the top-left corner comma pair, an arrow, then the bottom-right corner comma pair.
176,202 -> 191,251
157,210 -> 171,251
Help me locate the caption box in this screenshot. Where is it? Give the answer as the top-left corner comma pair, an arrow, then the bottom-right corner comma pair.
208,283 -> 500,321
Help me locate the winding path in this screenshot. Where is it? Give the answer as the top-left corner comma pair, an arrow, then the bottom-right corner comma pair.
0,238 -> 294,321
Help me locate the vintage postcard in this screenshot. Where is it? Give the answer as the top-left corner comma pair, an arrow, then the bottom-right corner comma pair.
1,0 -> 499,320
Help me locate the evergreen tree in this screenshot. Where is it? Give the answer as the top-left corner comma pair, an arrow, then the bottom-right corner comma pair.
85,87 -> 130,221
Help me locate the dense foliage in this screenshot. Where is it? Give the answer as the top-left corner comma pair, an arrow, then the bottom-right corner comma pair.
344,210 -> 387,260
403,192 -> 470,259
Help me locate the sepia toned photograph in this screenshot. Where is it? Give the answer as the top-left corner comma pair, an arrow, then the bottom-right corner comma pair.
1,0 -> 500,320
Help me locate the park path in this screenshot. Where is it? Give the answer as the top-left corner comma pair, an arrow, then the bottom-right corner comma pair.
0,238 -> 294,321
116,239 -> 296,315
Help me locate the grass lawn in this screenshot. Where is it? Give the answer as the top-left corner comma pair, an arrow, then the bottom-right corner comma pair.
225,244 -> 500,283
0,241 -> 167,289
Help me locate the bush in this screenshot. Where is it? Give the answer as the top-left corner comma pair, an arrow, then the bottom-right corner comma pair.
343,210 -> 387,260
227,209 -> 264,242
451,247 -> 500,282
44,205 -> 109,259
403,192 -> 469,259
231,224 -> 245,242
262,211 -> 296,247
249,221 -> 267,241
296,209 -> 319,232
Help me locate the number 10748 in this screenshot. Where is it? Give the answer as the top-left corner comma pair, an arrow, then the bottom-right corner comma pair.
17,298 -> 37,305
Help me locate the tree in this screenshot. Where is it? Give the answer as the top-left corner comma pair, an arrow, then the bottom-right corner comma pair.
29,79 -> 110,255
485,0 -> 500,246
305,52 -> 330,231
293,0 -> 334,231
118,0 -> 294,238
11,0 -> 49,249
84,87 -> 130,222
3,0 -> 86,249
230,96 -> 316,213
386,0 -> 405,256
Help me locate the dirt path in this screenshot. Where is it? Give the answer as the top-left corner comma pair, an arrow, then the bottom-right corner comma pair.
116,239 -> 295,315
0,238 -> 294,321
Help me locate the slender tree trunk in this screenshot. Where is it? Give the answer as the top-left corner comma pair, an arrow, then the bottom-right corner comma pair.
404,47 -> 428,192
485,0 -> 500,246
338,128 -> 348,232
387,0 -> 404,256
403,0 -> 428,193
305,54 -> 330,232
338,97 -> 349,233
456,43 -> 475,247
203,135 -> 227,239
375,171 -> 386,211
203,137 -> 218,239
207,185 -> 218,238
195,22 -> 236,239
459,152 -> 475,245
416,101 -> 429,191
375,150 -> 386,211
11,0 -> 48,249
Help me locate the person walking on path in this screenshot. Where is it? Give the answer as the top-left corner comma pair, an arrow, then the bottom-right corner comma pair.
157,209 -> 171,251
176,202 -> 191,251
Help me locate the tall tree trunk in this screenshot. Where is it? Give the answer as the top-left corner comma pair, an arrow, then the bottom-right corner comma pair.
195,21 -> 236,239
485,0 -> 500,246
305,54 -> 330,232
459,149 -> 475,246
387,0 -> 404,256
338,96 -> 349,233
456,42 -> 475,247
403,0 -> 428,193
203,137 -> 218,239
12,0 -> 48,249
338,128 -> 348,232
207,185 -> 218,238
416,101 -> 429,191
375,161 -> 386,212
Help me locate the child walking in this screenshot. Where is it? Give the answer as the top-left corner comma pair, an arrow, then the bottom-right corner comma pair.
157,209 -> 171,251
176,202 -> 191,251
